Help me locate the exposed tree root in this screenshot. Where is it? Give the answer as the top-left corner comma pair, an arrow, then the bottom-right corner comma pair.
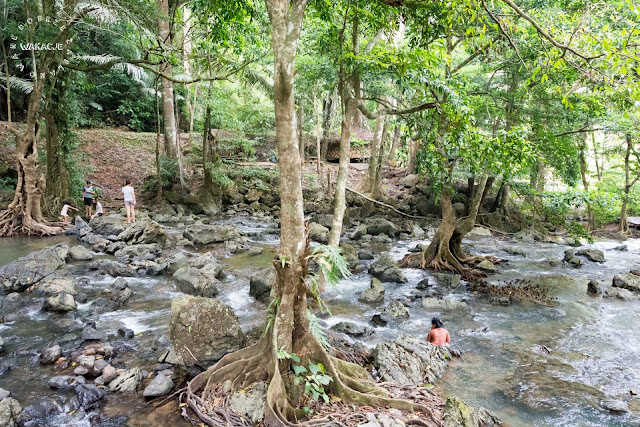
0,207 -> 62,237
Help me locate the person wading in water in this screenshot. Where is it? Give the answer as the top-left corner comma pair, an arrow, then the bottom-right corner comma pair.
427,316 -> 450,346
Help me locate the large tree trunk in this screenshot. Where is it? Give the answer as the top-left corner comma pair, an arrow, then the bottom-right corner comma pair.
44,79 -> 71,213
401,175 -> 495,280
0,79 -> 60,236
328,93 -> 356,247
357,104 -> 386,197
158,0 -> 177,158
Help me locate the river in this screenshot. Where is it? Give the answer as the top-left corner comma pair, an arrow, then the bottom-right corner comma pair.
1,218 -> 639,426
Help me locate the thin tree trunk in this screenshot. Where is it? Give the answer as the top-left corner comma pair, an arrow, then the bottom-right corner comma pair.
203,106 -> 213,191
621,133 -> 632,233
155,77 -> 163,203
406,139 -> 417,175
386,125 -> 401,165
298,102 -> 305,162
313,87 -> 323,187
357,104 -> 385,196
579,135 -> 594,230
158,0 -> 177,158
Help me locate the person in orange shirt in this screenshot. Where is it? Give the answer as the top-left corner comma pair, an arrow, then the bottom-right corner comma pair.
426,317 -> 450,346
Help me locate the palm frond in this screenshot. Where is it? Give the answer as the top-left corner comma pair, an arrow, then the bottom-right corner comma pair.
308,245 -> 352,288
89,101 -> 103,111
114,62 -> 145,81
76,1 -> 118,24
239,67 -> 273,100
308,311 -> 330,349
4,77 -> 34,94
72,53 -> 122,65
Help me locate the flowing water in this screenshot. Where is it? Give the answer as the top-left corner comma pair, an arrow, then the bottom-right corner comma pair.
2,218 -> 640,426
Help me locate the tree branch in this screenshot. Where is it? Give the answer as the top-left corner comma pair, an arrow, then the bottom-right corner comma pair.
357,99 -> 437,119
451,43 -> 491,74
482,1 -> 527,69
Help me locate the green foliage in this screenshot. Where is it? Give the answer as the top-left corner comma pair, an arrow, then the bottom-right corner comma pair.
292,361 -> 332,404
566,221 -> 593,244
308,311 -> 330,349
0,177 -> 17,191
205,160 -> 234,189
141,156 -> 178,195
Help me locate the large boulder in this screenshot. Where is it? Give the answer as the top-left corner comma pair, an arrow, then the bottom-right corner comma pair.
42,292 -> 77,313
575,248 -> 605,263
399,174 -> 420,187
170,296 -> 243,367
34,272 -> 77,296
466,227 -> 492,238
612,273 -> 640,292
369,254 -> 407,283
308,222 -> 329,244
364,218 -> 399,237
89,217 -> 125,236
0,243 -> 68,293
183,224 -> 240,246
88,259 -> 137,277
359,278 -> 385,304
443,396 -> 502,427
249,267 -> 276,303
68,245 -> 93,261
0,398 -> 22,427
372,334 -> 451,385
173,265 -> 221,298
118,220 -> 167,247
372,300 -> 409,326
114,243 -> 161,262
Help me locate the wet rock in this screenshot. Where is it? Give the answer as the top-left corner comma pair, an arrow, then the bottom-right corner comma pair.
603,287 -> 636,301
115,243 -> 161,262
89,259 -> 137,277
102,365 -> 118,383
443,396 -> 502,427
0,336 -> 3,353
0,397 -> 21,427
365,218 -> 399,237
75,384 -> 106,409
248,246 -> 264,256
359,278 -> 385,304
143,374 -> 174,398
104,278 -> 133,306
40,343 -> 62,365
409,243 -> 427,253
42,291 -> 77,312
575,248 -> 605,263
183,224 -> 240,246
372,300 -> 409,326
0,388 -> 9,401
109,368 -> 143,393
170,296 -> 243,367
612,273 -> 640,292
587,280 -> 601,295
249,267 -> 276,303
89,217 -> 125,236
82,326 -> 108,342
488,296 -> 511,306
467,227 -> 492,238
416,278 -> 430,290
48,375 -> 84,391
477,260 -> 498,273
514,231 -> 537,243
118,327 -> 134,339
89,297 -> 119,314
74,366 -> 89,376
118,220 -> 167,246
422,298 -> 469,311
369,254 -> 407,283
1,293 -> 23,312
105,241 -> 126,254
229,382 -> 267,424
340,243 -> 360,270
158,348 -> 180,365
504,247 -> 527,257
309,222 -> 329,244
92,359 -> 108,376
331,321 -> 373,337
0,243 -> 68,293
66,216 -> 92,236
612,245 -> 628,252
433,272 -> 461,288
357,249 -> 375,260
351,224 -> 368,240
601,399 -> 629,413
19,398 -> 62,425
562,249 -> 583,268
373,334 -> 451,385
68,245 -> 93,261
173,266 -> 220,298
35,272 -> 77,296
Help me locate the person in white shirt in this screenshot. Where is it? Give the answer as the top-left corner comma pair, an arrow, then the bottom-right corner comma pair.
91,199 -> 105,219
60,202 -> 78,224
122,179 -> 136,223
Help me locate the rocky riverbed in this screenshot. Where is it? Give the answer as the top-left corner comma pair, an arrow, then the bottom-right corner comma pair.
1,205 -> 640,426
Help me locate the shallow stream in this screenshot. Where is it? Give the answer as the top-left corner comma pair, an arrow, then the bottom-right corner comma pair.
1,218 -> 639,426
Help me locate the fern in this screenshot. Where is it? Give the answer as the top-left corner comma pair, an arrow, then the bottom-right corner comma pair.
308,311 -> 330,349
307,245 -> 352,288
263,297 -> 281,337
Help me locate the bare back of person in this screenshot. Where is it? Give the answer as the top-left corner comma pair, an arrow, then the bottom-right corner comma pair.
427,328 -> 450,346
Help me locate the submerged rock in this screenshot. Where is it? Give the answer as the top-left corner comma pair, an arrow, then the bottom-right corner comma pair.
169,296 -> 243,367
369,254 -> 407,283
443,396 -> 502,427
0,243 -> 68,293
601,399 -> 629,413
373,334 -> 451,385
358,278 -> 385,304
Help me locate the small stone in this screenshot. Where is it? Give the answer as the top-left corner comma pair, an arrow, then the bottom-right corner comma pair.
78,355 -> 96,369
247,247 -> 264,256
40,343 -> 62,365
477,260 -> 498,273
143,374 -> 174,398
601,399 -> 629,413
102,365 -> 118,384
75,384 -> 105,409
118,327 -> 135,339
74,366 -> 89,376
0,388 -> 9,401
587,280 -> 601,295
